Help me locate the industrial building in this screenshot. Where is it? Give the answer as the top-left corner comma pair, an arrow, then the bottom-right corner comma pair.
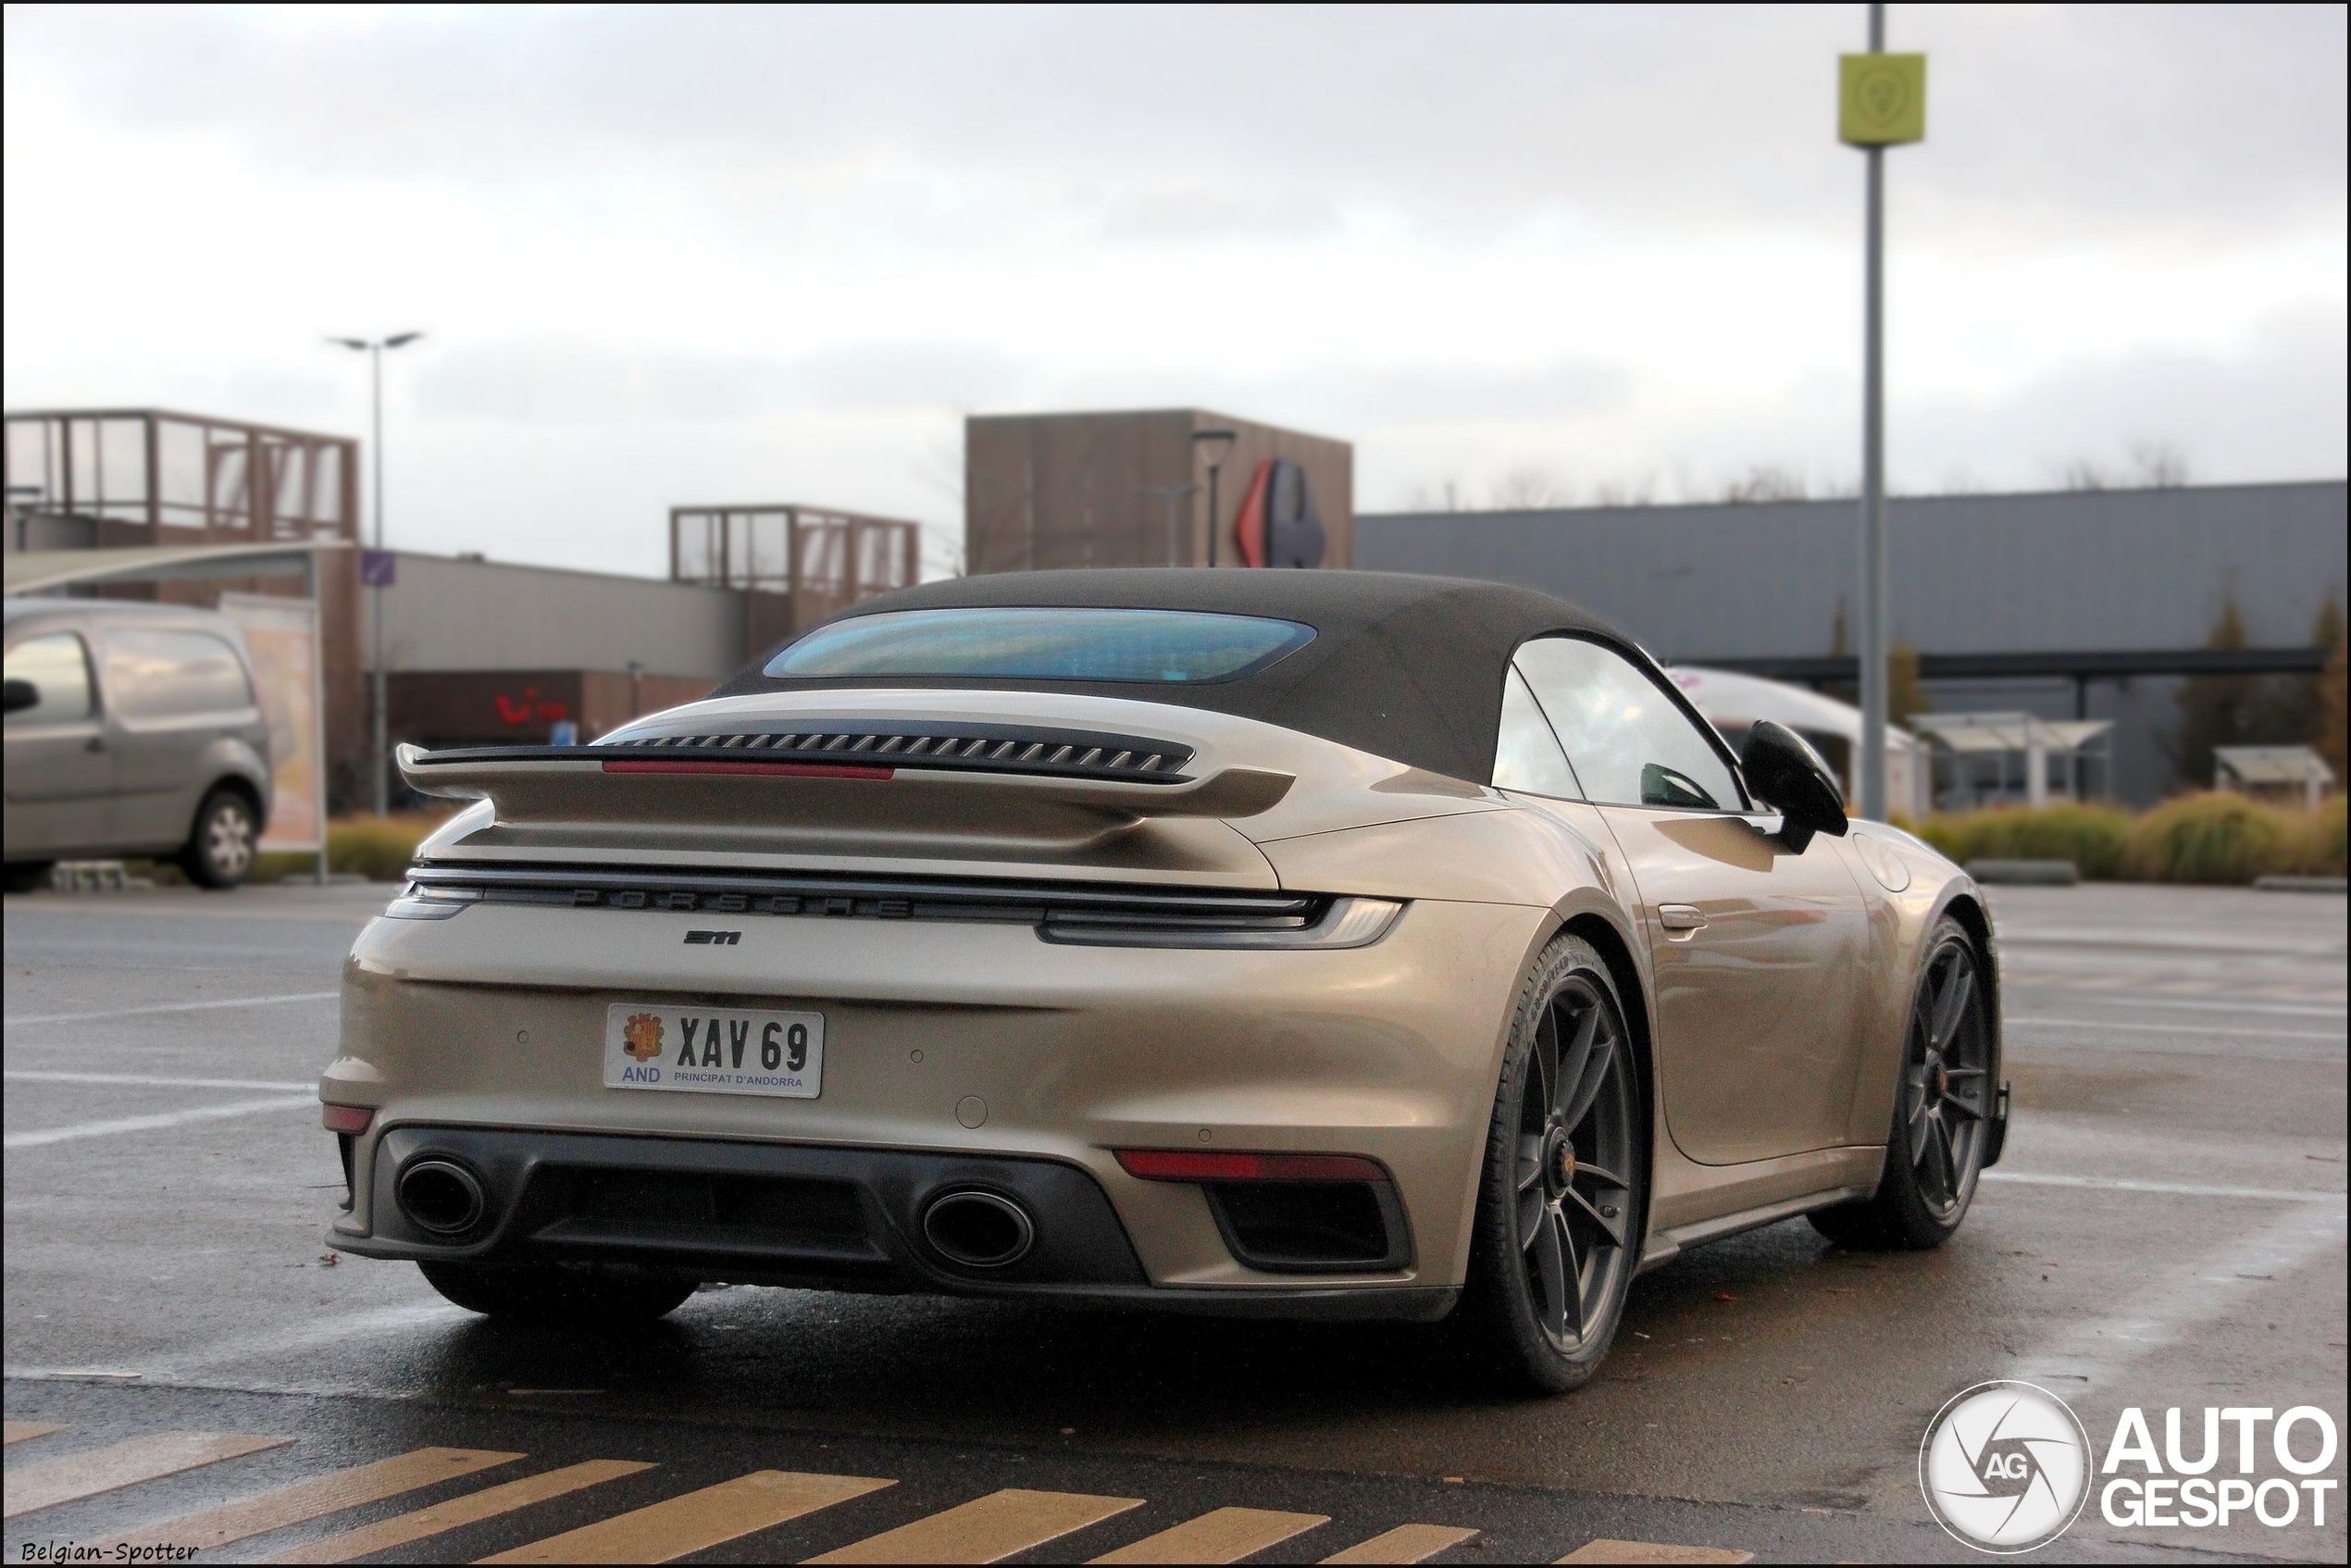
965,408 -> 1351,576
1358,480 -> 2345,804
5,408 -> 921,804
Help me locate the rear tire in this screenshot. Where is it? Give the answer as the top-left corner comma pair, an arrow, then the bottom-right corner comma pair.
1810,916 -> 1994,1251
417,1262 -> 696,1325
1453,932 -> 1648,1394
180,790 -> 257,890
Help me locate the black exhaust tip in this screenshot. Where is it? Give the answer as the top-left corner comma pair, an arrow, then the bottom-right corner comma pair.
397,1158 -> 487,1236
921,1188 -> 1036,1268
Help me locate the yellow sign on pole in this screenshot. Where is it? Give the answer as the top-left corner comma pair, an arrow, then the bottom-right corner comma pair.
1840,53 -> 1927,145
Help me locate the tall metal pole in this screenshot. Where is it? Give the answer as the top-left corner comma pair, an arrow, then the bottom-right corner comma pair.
1857,0 -> 1890,821
369,342 -> 389,817
1205,463 -> 1221,568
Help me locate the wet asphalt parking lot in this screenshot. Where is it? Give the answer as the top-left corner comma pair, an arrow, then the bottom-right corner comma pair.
4,877 -> 2343,1564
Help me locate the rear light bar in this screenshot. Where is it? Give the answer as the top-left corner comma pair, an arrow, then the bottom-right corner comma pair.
1114,1149 -> 1388,1184
322,1103 -> 375,1135
601,759 -> 892,780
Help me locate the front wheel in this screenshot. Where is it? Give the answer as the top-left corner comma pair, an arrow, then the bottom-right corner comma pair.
418,1261 -> 696,1325
1810,916 -> 1994,1250
1454,932 -> 1648,1394
180,790 -> 257,890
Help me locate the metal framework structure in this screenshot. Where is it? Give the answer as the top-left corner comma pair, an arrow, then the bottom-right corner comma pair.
4,408 -> 358,548
669,504 -> 921,631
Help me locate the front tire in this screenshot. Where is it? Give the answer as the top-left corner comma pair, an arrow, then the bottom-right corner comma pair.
180,790 -> 257,890
417,1261 -> 696,1325
1454,932 -> 1647,1394
1810,915 -> 1994,1251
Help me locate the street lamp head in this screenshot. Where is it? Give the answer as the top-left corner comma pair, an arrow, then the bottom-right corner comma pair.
327,337 -> 370,351
1192,428 -> 1237,470
384,331 -> 425,350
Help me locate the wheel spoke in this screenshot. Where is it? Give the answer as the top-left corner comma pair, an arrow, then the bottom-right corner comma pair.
1533,1208 -> 1570,1340
1574,1161 -> 1629,1189
1912,1109 -> 1939,1172
1930,964 -> 1975,1049
1561,1033 -> 1616,1132
1931,1114 -> 1959,1197
1561,1183 -> 1625,1249
1517,1188 -> 1547,1251
1906,1082 -> 1932,1142
1517,1132 -> 1546,1194
1556,1211 -> 1586,1340
1939,1091 -> 1984,1123
1553,1000 -> 1600,1119
1531,1006 -> 1560,1123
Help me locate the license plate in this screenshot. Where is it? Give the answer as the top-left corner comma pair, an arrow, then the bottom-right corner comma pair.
603,1003 -> 825,1099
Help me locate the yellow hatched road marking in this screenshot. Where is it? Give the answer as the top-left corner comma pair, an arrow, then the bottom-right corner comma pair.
1321,1523 -> 1485,1562
1090,1505 -> 1328,1563
481,1470 -> 892,1564
3,1423 -> 63,1446
103,1447 -> 520,1554
259,1460 -> 654,1564
1555,1541 -> 1754,1564
809,1487 -> 1144,1564
4,1431 -> 292,1519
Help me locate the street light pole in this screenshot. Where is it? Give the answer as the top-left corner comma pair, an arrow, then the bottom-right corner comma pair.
1859,0 -> 1889,823
330,331 -> 423,815
1192,428 -> 1237,568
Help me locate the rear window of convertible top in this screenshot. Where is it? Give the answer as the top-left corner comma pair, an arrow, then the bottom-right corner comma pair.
764,607 -> 1316,684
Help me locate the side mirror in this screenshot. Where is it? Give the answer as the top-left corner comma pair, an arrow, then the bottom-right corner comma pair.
1740,718 -> 1847,854
2,678 -> 39,716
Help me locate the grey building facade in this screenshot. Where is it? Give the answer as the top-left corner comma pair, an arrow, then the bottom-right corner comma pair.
1360,481 -> 2345,804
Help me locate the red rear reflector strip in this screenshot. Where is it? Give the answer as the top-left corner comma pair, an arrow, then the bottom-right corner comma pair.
602,759 -> 893,780
321,1103 -> 374,1135
1114,1149 -> 1388,1183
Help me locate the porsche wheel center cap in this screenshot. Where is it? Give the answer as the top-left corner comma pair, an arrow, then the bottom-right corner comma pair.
1544,1128 -> 1576,1194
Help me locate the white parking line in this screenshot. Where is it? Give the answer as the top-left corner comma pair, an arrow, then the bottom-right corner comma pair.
2011,1201 -> 2347,1392
1983,1171 -> 2348,1203
3,991 -> 339,1027
4,1096 -> 316,1150
2005,992 -> 2346,1020
2006,1014 -> 2346,1041
5,1070 -> 313,1092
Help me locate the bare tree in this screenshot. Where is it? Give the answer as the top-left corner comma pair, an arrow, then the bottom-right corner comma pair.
2059,457 -> 2113,492
2128,441 -> 2190,488
1488,466 -> 1573,510
1719,465 -> 1810,504
1405,478 -> 1471,513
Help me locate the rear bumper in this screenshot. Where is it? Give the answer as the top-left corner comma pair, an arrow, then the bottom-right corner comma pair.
330,1124 -> 1458,1321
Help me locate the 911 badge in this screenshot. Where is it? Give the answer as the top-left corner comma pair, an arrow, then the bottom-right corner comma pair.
603,1002 -> 825,1099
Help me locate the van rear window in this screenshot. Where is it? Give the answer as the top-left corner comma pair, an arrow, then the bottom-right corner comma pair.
765,608 -> 1315,684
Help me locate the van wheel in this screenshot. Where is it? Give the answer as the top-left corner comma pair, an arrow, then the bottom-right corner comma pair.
181,790 -> 257,889
4,862 -> 55,893
418,1262 -> 696,1325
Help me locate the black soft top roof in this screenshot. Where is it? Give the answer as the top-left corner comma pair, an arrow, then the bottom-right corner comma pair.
708,568 -> 1635,784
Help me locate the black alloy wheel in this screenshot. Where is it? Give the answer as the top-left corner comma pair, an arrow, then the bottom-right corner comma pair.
1811,915 -> 1993,1250
1459,932 -> 1646,1393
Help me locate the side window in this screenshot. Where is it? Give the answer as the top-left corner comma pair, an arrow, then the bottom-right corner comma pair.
1513,637 -> 1745,811
4,633 -> 96,726
1492,666 -> 1583,798
101,630 -> 254,720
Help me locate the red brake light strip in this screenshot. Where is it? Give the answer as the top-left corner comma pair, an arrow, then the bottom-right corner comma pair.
1113,1149 -> 1388,1183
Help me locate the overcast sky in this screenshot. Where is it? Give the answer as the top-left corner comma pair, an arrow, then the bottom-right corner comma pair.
5,4 -> 2344,579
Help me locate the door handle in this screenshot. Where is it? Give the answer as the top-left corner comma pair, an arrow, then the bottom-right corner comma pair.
1657,903 -> 1705,932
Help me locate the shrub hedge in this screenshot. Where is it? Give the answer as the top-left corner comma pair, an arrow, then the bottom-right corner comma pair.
252,812 -> 456,883
1905,793 -> 2345,885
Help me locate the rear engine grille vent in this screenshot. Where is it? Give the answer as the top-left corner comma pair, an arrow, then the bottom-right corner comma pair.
603,721 -> 1195,783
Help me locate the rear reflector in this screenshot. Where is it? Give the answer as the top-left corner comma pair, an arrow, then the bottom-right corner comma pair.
321,1103 -> 374,1135
602,759 -> 892,780
1114,1149 -> 1388,1184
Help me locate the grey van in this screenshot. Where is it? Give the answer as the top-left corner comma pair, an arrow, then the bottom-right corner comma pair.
4,598 -> 273,891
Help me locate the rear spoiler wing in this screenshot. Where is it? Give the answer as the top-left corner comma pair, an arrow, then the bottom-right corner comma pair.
395,743 -> 1296,828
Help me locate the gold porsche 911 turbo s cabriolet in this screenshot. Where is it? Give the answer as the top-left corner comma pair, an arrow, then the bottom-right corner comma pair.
321,569 -> 2007,1391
